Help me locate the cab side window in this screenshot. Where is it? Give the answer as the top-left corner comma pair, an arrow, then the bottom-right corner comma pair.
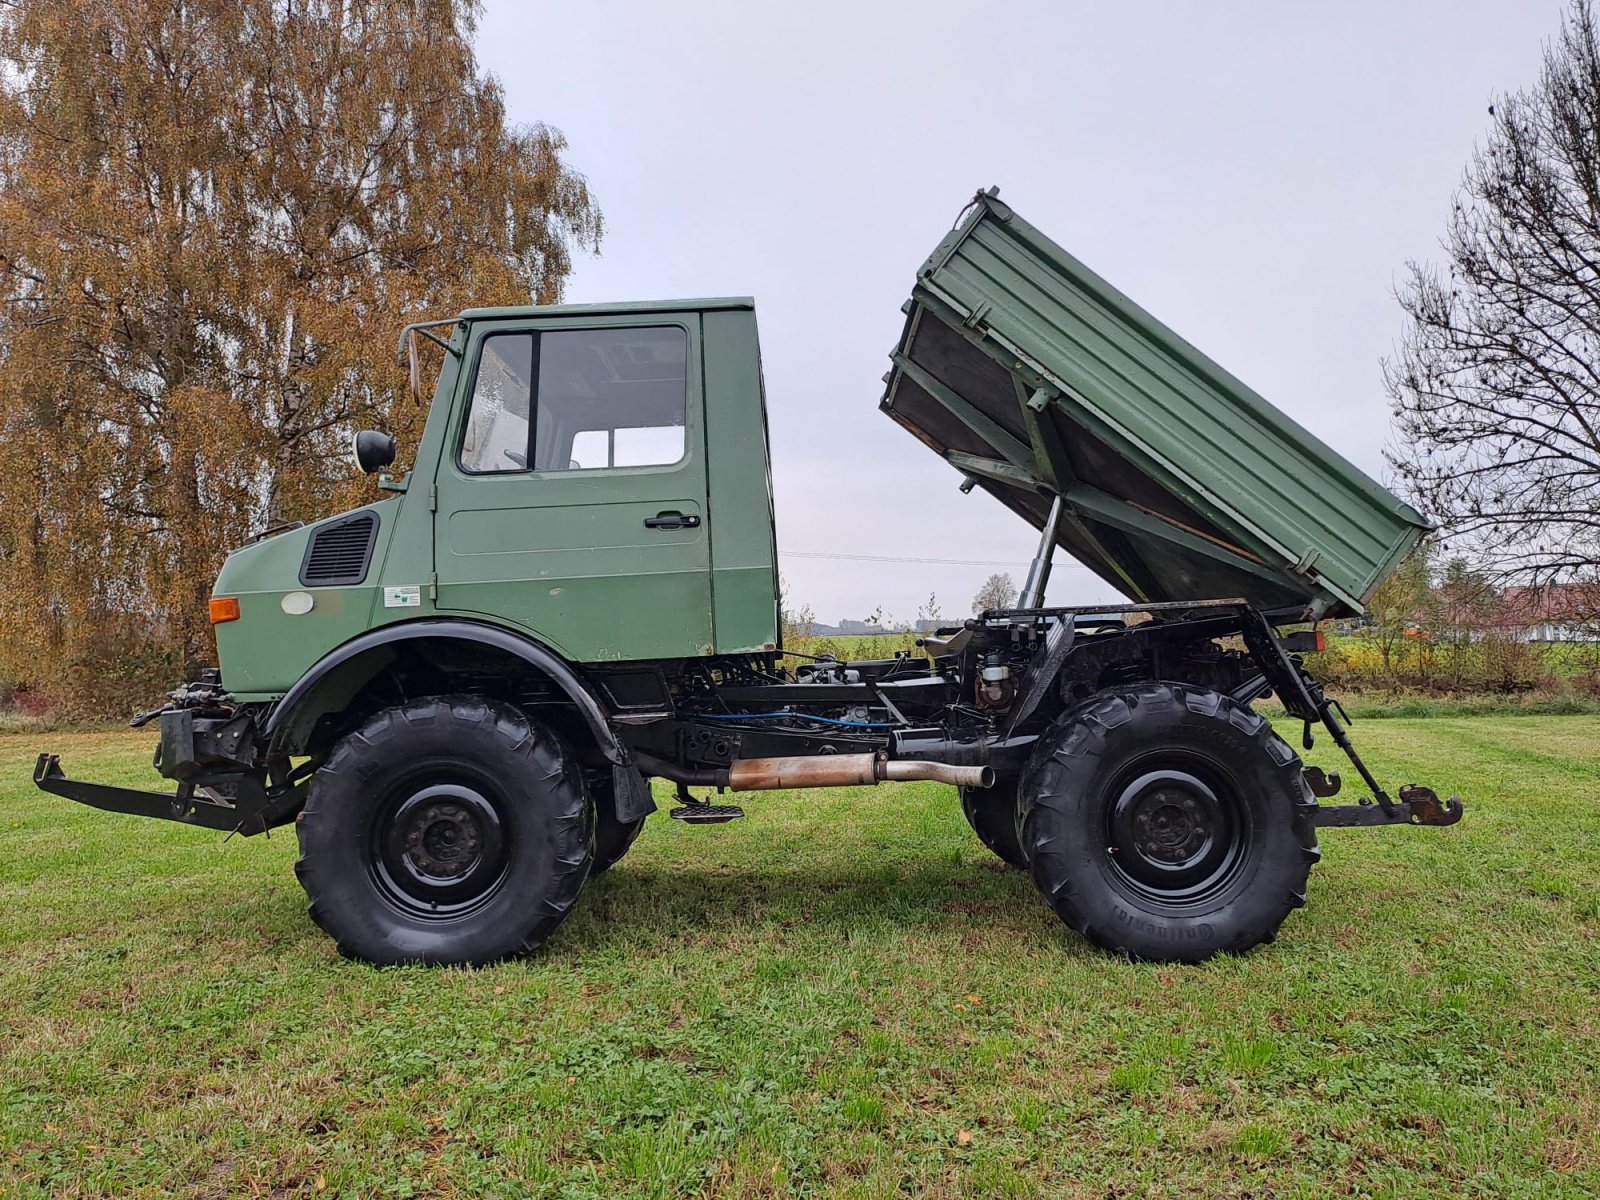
459,326 -> 687,473
533,327 -> 686,470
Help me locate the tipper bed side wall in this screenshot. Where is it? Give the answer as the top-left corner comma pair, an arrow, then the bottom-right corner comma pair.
882,190 -> 1429,617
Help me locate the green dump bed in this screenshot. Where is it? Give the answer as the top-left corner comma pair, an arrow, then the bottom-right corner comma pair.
881,189 -> 1428,618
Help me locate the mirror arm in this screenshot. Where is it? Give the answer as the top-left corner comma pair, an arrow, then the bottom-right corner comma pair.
394,319 -> 460,365
396,319 -> 460,410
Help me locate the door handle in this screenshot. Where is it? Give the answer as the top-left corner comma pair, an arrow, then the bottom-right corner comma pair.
644,513 -> 701,529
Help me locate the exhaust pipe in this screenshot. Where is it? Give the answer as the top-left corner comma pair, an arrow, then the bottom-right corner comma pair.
876,760 -> 995,788
632,751 -> 993,792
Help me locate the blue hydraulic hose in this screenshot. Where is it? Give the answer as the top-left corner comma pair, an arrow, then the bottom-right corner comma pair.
693,710 -> 894,730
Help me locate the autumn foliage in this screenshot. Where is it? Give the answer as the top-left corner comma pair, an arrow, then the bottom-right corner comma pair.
0,0 -> 600,715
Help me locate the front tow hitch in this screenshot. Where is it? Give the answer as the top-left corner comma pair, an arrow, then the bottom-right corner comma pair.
33,752 -> 306,837
34,752 -> 255,833
34,687 -> 311,837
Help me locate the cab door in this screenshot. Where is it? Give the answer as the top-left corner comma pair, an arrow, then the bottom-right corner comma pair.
432,314 -> 714,661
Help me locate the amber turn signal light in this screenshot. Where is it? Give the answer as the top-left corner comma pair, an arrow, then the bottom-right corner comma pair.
209,597 -> 241,624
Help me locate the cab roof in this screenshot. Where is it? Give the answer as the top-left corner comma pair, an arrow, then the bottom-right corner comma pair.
459,297 -> 754,321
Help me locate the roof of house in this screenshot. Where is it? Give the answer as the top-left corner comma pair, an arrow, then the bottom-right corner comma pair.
1499,583 -> 1600,625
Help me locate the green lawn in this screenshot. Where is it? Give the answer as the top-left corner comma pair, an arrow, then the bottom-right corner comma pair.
2,718 -> 1598,1198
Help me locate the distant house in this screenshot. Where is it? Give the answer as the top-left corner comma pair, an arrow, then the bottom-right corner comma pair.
1497,584 -> 1600,643
835,619 -> 882,635
808,619 -> 915,636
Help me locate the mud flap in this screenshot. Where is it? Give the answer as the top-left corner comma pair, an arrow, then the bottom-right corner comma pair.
611,762 -> 658,823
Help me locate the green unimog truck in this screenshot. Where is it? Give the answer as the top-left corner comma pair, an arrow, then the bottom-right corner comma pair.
35,188 -> 1461,966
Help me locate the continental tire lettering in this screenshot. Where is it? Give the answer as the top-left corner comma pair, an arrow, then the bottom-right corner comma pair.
1110,903 -> 1215,941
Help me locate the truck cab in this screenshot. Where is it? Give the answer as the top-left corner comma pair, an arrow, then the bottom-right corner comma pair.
210,299 -> 781,704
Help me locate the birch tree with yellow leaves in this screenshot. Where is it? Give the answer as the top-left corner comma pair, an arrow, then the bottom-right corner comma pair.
0,0 -> 599,713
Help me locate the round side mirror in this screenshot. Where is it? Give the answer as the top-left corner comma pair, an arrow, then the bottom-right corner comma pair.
352,430 -> 397,475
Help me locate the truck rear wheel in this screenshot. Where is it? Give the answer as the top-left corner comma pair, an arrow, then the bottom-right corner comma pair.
294,695 -> 593,966
960,781 -> 1029,868
1017,682 -> 1319,963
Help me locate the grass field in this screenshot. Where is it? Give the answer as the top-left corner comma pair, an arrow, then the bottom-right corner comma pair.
2,718 -> 1599,1198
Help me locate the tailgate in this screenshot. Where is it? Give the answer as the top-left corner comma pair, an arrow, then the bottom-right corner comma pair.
881,188 -> 1428,617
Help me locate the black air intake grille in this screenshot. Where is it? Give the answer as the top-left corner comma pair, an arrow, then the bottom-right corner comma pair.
299,511 -> 379,586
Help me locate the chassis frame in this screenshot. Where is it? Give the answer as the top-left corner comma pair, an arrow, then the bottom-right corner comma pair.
35,599 -> 1462,837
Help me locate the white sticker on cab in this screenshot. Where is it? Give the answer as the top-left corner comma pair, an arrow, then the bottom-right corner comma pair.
383,585 -> 422,608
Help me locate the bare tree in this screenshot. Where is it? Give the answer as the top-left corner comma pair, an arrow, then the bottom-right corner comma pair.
971,572 -> 1017,615
1386,0 -> 1600,583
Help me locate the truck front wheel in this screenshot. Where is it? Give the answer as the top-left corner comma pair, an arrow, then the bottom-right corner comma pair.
587,770 -> 647,874
1017,682 -> 1319,963
294,695 -> 594,966
960,781 -> 1029,868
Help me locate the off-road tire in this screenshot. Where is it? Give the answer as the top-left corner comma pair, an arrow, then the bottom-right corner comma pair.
295,695 -> 593,966
589,771 -> 647,874
1017,682 -> 1319,963
960,781 -> 1029,868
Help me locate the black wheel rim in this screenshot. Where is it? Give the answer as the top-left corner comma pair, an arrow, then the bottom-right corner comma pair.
1101,759 -> 1252,910
369,774 -> 513,920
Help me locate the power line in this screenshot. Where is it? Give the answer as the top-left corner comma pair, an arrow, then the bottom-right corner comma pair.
781,549 -> 1090,569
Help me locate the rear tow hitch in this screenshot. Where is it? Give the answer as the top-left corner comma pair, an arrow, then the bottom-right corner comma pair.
1244,612 -> 1464,834
1313,784 -> 1465,829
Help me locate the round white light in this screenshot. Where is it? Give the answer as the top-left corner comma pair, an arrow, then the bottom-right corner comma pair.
281,591 -> 315,615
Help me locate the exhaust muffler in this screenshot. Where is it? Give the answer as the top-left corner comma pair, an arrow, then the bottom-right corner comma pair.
632,751 -> 993,792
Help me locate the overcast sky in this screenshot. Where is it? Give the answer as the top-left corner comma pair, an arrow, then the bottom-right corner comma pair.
477,1 -> 1556,625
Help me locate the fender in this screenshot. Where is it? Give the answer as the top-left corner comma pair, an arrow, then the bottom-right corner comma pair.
263,618 -> 625,764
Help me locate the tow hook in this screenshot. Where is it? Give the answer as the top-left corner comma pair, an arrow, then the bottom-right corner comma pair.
1398,784 -> 1465,826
